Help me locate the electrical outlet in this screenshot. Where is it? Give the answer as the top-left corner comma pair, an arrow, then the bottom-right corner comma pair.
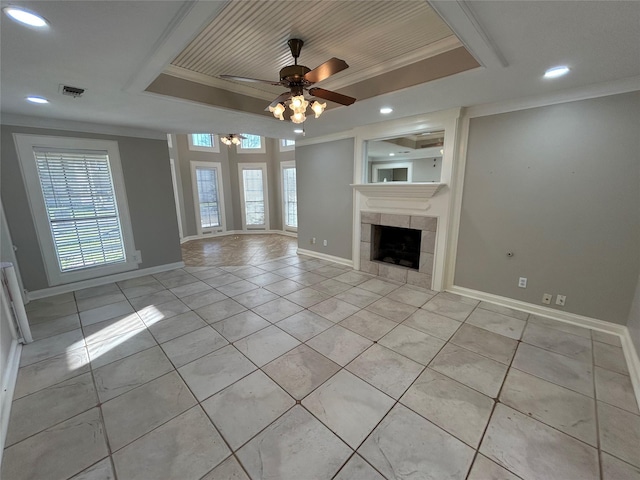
518,277 -> 527,288
556,295 -> 566,306
311,237 -> 316,245
133,250 -> 142,263
323,240 -> 328,247
542,293 -> 552,304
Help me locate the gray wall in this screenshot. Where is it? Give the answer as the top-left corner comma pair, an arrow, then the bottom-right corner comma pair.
0,124 -> 183,291
175,135 -> 294,236
455,92 -> 640,324
297,138 -> 354,260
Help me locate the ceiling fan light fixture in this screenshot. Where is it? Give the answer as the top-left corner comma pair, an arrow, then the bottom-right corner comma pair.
311,100 -> 326,118
291,112 -> 306,124
221,136 -> 232,146
289,95 -> 308,113
269,103 -> 286,121
232,137 -> 241,145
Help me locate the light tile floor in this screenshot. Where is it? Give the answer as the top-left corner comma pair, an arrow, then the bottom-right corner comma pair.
3,234 -> 640,480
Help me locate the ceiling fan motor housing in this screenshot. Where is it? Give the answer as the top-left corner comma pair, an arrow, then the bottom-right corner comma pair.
279,65 -> 311,88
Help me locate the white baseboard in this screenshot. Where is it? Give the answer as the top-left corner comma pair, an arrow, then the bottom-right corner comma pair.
0,340 -> 22,463
296,248 -> 353,268
181,230 -> 297,244
27,261 -> 185,301
448,285 -> 640,413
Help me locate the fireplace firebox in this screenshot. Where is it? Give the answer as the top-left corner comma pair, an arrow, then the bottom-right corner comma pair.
372,225 -> 421,270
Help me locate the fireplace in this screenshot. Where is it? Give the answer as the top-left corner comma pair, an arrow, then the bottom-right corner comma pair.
360,213 -> 437,288
372,225 -> 421,270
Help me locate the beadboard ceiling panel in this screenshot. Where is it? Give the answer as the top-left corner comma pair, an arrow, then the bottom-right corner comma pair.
170,0 -> 459,96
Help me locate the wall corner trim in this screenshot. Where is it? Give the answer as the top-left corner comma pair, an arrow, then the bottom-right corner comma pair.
296,248 -> 353,268
0,340 -> 22,461
26,261 -> 185,301
448,285 -> 640,413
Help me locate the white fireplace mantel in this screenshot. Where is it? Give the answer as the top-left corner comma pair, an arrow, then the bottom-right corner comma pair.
351,182 -> 445,198
352,183 -> 446,214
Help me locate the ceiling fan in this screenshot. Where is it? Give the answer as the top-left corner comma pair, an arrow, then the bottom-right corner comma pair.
220,38 -> 356,123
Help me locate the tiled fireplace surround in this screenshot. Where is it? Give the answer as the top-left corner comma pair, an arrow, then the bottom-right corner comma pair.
359,212 -> 437,290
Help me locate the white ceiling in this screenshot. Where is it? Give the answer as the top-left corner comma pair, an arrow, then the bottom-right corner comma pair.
1,1 -> 639,140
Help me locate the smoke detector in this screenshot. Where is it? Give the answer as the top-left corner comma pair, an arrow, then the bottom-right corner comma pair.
59,84 -> 85,98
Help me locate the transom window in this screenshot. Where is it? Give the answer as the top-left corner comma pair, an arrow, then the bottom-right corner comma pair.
280,138 -> 295,152
237,134 -> 266,154
14,134 -> 138,286
188,133 -> 220,153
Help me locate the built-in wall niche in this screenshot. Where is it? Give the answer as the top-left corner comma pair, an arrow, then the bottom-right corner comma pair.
365,130 -> 444,183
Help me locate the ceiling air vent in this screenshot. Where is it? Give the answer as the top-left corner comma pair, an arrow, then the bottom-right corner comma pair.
59,85 -> 85,98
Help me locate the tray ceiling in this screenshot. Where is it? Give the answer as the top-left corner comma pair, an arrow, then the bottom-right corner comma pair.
152,0 -> 480,114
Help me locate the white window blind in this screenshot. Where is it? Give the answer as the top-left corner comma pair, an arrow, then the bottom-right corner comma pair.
282,166 -> 297,228
242,169 -> 265,225
195,167 -> 221,228
33,148 -> 126,272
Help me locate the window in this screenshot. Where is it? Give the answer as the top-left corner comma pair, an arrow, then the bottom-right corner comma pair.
191,162 -> 225,234
280,138 -> 295,152
281,161 -> 297,230
188,133 -> 220,153
14,134 -> 138,286
237,134 -> 266,154
238,163 -> 269,229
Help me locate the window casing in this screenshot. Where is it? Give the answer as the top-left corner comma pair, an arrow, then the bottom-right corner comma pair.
281,161 -> 297,231
191,162 -> 226,234
237,134 -> 266,154
238,163 -> 269,229
188,133 -> 220,153
14,134 -> 138,286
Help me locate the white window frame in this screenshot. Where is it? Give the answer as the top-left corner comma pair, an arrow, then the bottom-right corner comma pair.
371,161 -> 413,182
280,161 -> 297,232
188,133 -> 220,153
169,159 -> 183,239
279,138 -> 295,152
236,134 -> 266,154
190,161 -> 226,235
238,163 -> 269,230
13,134 -> 139,286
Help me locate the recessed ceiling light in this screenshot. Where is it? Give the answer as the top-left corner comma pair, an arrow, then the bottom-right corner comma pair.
26,96 -> 49,104
293,129 -> 303,134
544,66 -> 570,79
3,7 -> 48,27
380,107 -> 393,114
389,153 -> 395,157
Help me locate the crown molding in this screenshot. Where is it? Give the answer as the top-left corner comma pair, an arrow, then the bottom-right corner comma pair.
0,114 -> 167,140
163,65 -> 276,102
466,75 -> 640,119
320,36 -> 463,92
